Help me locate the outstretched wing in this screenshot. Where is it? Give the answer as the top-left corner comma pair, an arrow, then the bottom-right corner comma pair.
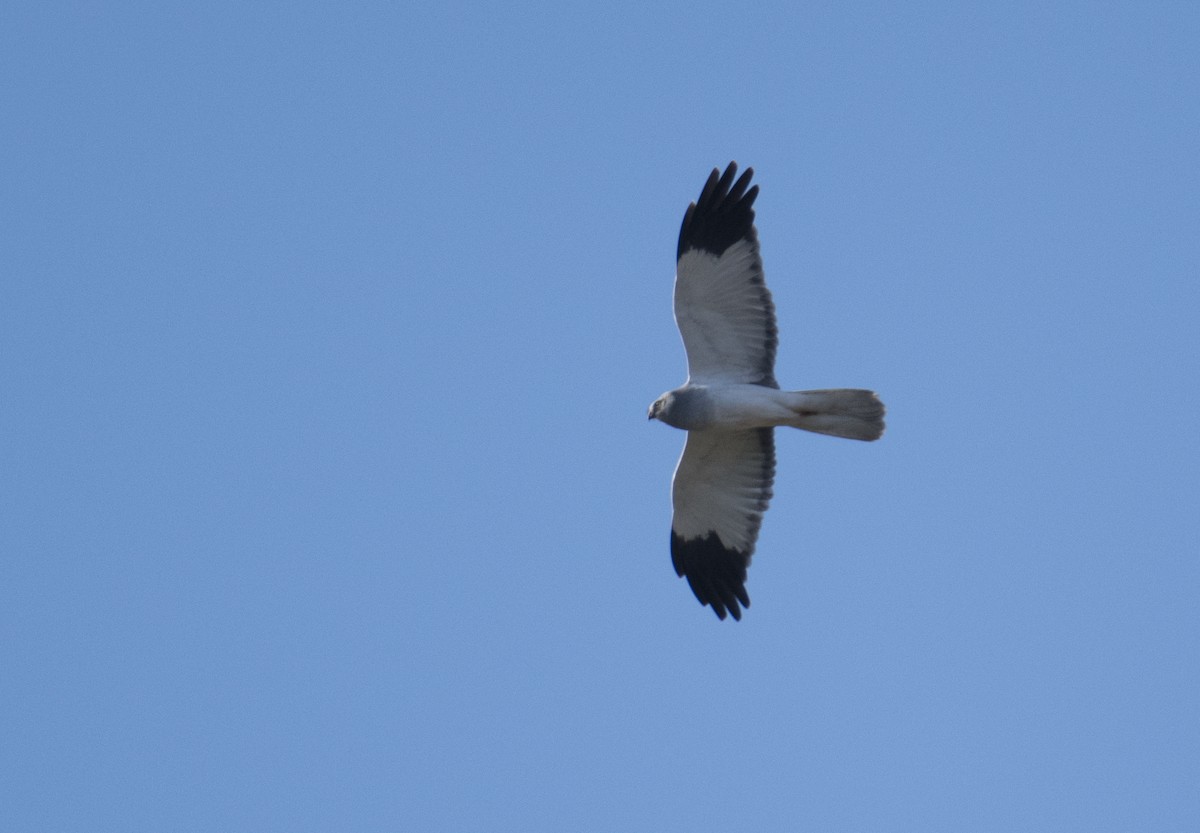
675,163 -> 778,388
670,427 -> 776,621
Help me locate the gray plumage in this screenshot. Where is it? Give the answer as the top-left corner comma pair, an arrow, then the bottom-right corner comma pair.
649,162 -> 885,620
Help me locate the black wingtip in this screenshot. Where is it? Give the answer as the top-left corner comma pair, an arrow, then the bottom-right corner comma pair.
671,531 -> 751,622
677,162 -> 760,261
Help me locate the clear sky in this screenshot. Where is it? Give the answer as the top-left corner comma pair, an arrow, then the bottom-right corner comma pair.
3,2 -> 1198,831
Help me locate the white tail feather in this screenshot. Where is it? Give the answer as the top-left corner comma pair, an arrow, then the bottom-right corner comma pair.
784,389 -> 885,441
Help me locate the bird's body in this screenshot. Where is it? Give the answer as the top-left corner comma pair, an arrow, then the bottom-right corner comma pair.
649,163 -> 885,620
651,384 -> 882,437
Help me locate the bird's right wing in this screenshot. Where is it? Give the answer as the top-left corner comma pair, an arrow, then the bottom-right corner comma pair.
670,427 -> 776,621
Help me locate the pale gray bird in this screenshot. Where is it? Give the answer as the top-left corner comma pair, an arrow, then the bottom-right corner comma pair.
649,163 -> 885,620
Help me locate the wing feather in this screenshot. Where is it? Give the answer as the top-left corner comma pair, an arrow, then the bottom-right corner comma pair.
675,163 -> 778,387
670,428 -> 775,621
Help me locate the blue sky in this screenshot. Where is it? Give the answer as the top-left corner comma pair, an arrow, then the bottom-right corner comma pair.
3,2 -> 1198,830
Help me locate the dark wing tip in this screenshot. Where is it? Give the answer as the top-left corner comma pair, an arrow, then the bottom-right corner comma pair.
671,531 -> 751,621
677,162 -> 760,261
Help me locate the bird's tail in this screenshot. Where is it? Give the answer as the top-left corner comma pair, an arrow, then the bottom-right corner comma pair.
783,389 -> 885,441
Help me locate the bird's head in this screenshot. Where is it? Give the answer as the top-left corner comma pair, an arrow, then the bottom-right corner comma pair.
648,390 -> 687,427
647,394 -> 666,421
648,387 -> 710,430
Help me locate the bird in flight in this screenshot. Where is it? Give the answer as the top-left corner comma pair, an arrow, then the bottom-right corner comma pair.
649,163 -> 885,620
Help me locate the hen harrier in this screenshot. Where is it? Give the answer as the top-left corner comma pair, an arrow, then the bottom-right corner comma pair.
649,163 -> 885,620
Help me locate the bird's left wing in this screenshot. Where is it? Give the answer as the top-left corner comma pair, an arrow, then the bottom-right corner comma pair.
670,427 -> 776,621
674,163 -> 778,387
